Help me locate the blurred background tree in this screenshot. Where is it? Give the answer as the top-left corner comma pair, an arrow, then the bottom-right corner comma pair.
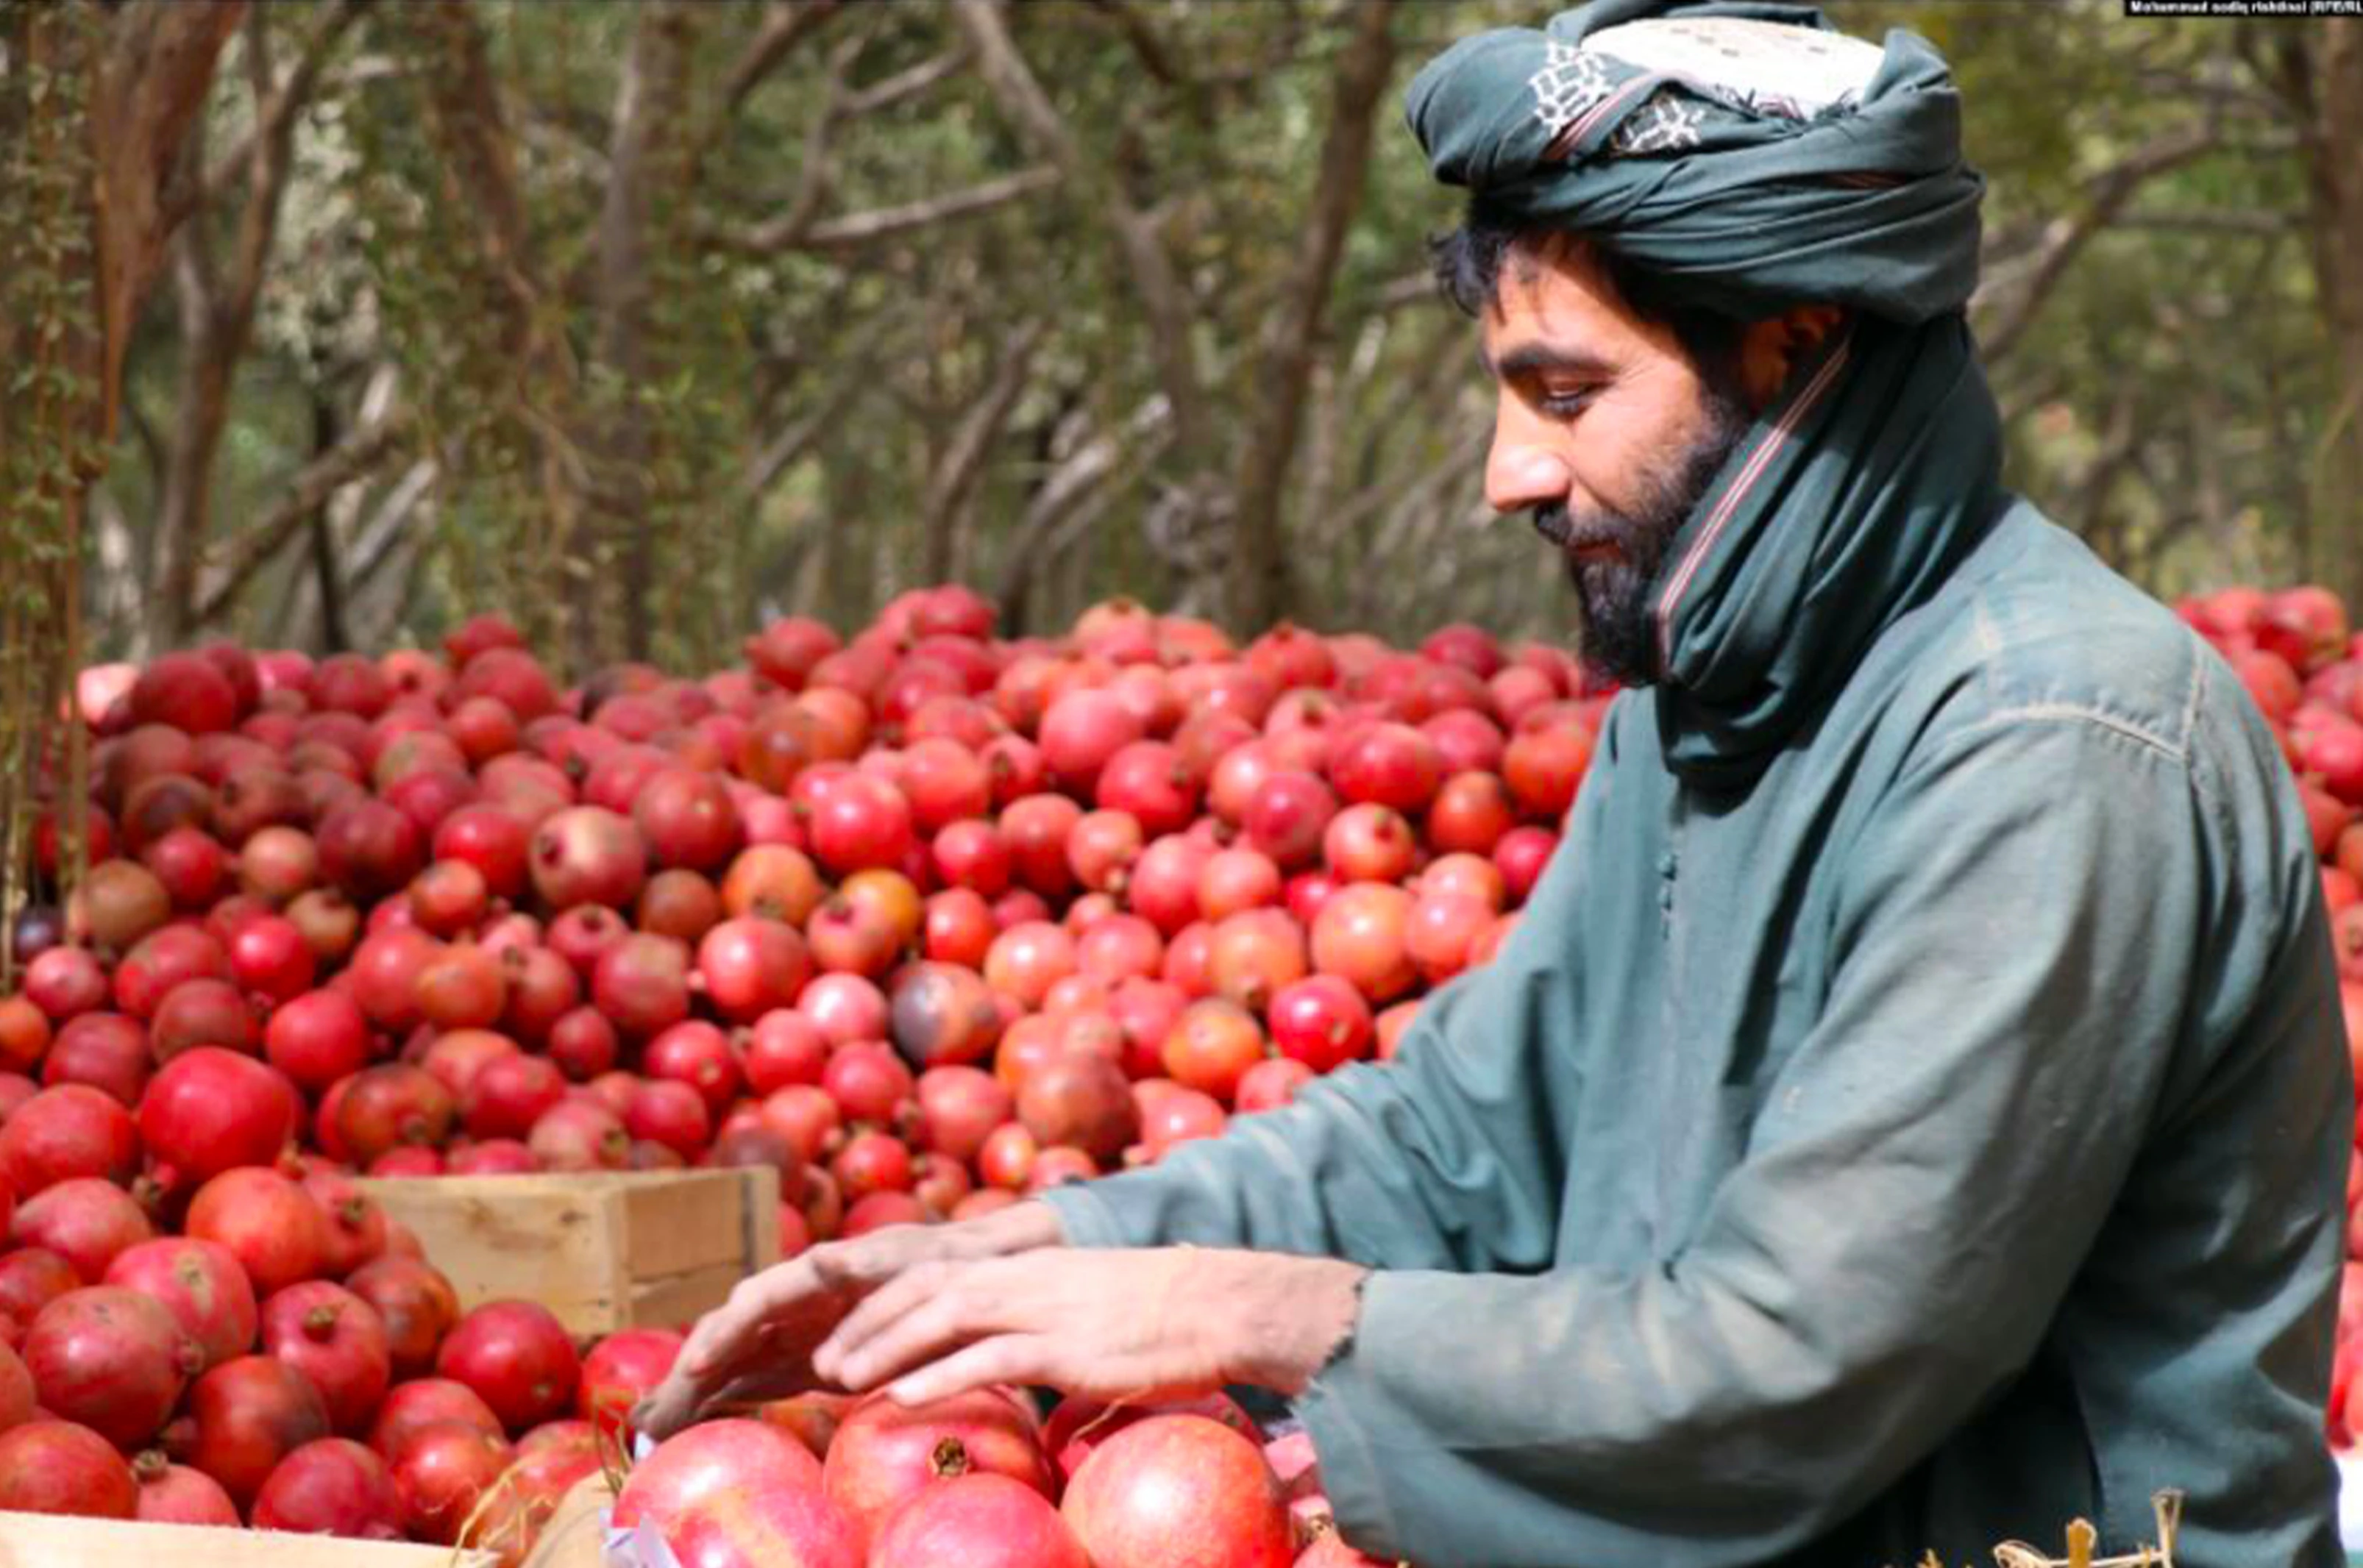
7,0 -> 2357,676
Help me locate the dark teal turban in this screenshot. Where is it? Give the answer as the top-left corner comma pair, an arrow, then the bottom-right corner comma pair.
1410,3 -> 2005,788
1407,0 -> 1984,324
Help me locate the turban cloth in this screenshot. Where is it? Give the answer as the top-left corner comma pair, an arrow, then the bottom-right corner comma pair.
1407,1 -> 2009,788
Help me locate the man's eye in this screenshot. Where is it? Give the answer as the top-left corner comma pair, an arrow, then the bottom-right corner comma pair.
1537,388 -> 1595,417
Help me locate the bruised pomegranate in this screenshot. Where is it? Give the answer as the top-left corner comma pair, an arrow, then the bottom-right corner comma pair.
22,1286 -> 197,1449
822,1387 -> 1054,1546
0,1418 -> 139,1517
1061,1414 -> 1293,1568
251,1436 -> 405,1539
174,1353 -> 333,1508
103,1237 -> 257,1372
436,1300 -> 580,1433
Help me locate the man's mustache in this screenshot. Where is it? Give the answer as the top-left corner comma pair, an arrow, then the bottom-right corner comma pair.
1531,504 -> 1627,553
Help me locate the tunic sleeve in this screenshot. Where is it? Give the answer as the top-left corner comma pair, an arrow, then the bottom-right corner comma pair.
1282,716 -> 2331,1567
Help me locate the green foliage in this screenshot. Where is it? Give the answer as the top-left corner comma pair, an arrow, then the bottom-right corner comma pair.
62,0 -> 2359,663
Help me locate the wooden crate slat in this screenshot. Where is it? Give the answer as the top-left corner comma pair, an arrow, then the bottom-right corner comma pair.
0,1511 -> 498,1567
357,1169 -> 780,1337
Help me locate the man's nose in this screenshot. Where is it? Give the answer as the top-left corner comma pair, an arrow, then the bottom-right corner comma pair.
1485,435 -> 1574,516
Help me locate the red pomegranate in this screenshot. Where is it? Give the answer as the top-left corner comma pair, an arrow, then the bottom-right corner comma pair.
174,1353 -> 333,1508
317,800 -> 424,903
0,1083 -> 141,1194
743,1009 -> 828,1094
102,1237 -> 257,1371
390,1419 -> 514,1544
527,1098 -> 631,1172
132,1451 -> 241,1525
461,1052 -> 568,1142
185,1166 -> 329,1297
22,1286 -> 197,1449
1045,1391 -> 1262,1484
367,1378 -> 502,1460
335,1063 -> 457,1165
0,1250 -> 79,1330
138,1047 -> 299,1188
591,933 -> 693,1039
0,1418 -> 139,1517
664,1482 -> 866,1568
260,1281 -> 391,1434
806,773 -> 917,877
1061,1414 -> 1293,1568
636,767 -> 743,872
13,1177 -> 154,1283
822,1388 -> 1054,1546
41,1009 -> 152,1105
436,1300 -> 580,1433
251,1436 -> 405,1539
577,1327 -> 683,1444
0,1339 -> 29,1428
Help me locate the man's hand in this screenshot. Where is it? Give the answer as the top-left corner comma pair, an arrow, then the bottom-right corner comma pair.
810,1247 -> 1368,1409
633,1200 -> 1066,1439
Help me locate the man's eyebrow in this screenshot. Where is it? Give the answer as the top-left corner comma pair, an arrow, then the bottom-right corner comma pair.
1478,341 -> 1616,382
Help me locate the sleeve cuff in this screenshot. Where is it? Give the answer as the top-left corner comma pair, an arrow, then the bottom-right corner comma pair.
1291,1267 -> 1414,1560
1035,1178 -> 1140,1250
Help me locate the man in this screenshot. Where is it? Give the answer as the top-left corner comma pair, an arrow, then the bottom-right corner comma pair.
639,4 -> 2350,1563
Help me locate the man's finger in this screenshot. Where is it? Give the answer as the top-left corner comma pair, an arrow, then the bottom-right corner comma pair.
825,1273 -> 1007,1392
812,1258 -> 961,1380
884,1333 -> 1054,1408
678,1253 -> 825,1377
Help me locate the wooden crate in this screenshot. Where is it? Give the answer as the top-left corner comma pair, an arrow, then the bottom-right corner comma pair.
0,1512 -> 500,1567
358,1168 -> 780,1337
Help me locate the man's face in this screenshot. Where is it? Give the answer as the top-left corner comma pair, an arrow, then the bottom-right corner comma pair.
1478,238 -> 1752,688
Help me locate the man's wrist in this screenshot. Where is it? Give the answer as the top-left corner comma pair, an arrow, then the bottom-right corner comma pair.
1223,1253 -> 1368,1396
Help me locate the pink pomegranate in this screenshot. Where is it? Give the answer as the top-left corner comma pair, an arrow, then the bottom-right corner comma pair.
22,1286 -> 196,1449
132,1450 -> 241,1525
390,1418 -> 514,1544
0,1083 -> 141,1194
102,1237 -> 257,1372
1061,1414 -> 1293,1568
184,1166 -> 328,1297
530,806 -> 649,911
870,1471 -> 1090,1568
13,1177 -> 154,1283
260,1281 -> 391,1434
612,1417 -> 824,1531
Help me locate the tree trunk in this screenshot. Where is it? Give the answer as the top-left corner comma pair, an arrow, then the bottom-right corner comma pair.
2303,21 -> 2363,610
595,0 -> 701,664
1226,0 -> 1396,635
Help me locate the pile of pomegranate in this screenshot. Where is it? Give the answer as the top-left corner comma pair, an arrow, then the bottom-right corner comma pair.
2178,585 -> 2363,1455
0,585 -> 1596,1559
611,1383 -> 1376,1568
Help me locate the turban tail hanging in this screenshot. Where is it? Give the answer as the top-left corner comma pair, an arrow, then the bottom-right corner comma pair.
1407,1 -> 2009,788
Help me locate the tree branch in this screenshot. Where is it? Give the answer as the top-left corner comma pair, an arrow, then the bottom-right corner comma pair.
722,0 -> 839,119
925,318 -> 1048,582
193,405 -> 411,627
1972,121 -> 2225,364
845,45 -> 973,117
744,166 -> 1060,254
951,0 -> 1211,460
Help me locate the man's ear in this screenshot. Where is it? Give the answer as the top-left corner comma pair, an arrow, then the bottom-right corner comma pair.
1736,304 -> 1848,412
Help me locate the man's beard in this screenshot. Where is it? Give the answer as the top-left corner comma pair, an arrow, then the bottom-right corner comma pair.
1533,389 -> 1753,689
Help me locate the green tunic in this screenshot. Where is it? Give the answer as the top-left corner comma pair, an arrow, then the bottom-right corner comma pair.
1042,483 -> 2348,1564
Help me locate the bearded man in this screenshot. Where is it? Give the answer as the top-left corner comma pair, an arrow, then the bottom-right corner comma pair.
639,4 -> 2350,1562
